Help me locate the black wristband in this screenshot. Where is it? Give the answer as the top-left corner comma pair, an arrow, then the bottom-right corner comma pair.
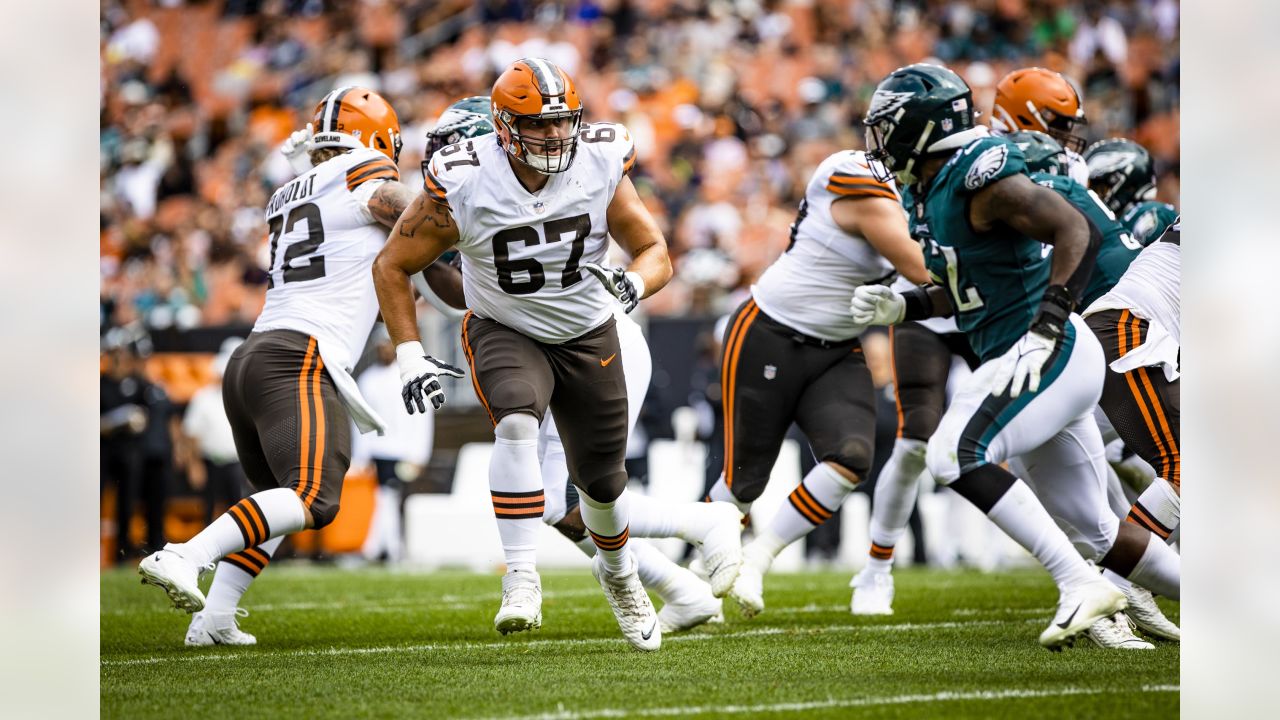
901,286 -> 933,322
1030,284 -> 1073,339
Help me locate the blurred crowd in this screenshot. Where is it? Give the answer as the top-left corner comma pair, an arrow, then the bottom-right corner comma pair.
101,0 -> 1180,331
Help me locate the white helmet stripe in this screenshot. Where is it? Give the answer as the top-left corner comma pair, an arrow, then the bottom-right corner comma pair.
525,58 -> 564,98
323,86 -> 356,132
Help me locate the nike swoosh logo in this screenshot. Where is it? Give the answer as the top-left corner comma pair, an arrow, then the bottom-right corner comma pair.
641,619 -> 656,641
600,353 -> 617,367
1057,603 -> 1082,629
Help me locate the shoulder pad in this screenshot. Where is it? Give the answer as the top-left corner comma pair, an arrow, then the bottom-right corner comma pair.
821,151 -> 898,200
955,136 -> 1027,193
578,122 -> 636,175
341,149 -> 400,193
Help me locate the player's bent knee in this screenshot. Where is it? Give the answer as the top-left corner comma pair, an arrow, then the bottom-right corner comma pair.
823,438 -> 873,480
901,409 -> 942,443
308,501 -> 340,530
925,436 -> 961,486
494,411 -> 540,442
580,472 -> 628,504
727,474 -> 769,504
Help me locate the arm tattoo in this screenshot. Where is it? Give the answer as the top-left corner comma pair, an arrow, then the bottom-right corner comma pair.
398,194 -> 454,238
368,182 -> 417,229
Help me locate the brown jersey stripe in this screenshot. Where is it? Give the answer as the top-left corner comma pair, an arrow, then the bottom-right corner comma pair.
622,146 -> 636,174
461,312 -> 496,426
721,300 -> 760,490
303,352 -> 327,510
346,166 -> 399,191
827,184 -> 899,200
424,169 -> 451,208
828,173 -> 892,187
295,337 -> 317,508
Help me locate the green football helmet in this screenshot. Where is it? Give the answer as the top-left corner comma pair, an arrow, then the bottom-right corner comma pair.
1083,138 -> 1157,216
862,63 -> 986,186
426,95 -> 495,160
1006,130 -> 1067,176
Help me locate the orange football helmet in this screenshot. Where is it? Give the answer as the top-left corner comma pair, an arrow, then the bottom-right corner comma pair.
310,86 -> 403,162
491,58 -> 583,174
991,68 -> 1087,154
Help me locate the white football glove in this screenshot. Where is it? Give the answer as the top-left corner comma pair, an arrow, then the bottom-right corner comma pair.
395,341 -> 466,414
850,285 -> 905,326
989,330 -> 1057,398
280,123 -> 315,175
581,262 -> 645,313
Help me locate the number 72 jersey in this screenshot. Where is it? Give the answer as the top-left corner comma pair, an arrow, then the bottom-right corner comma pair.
424,122 -> 637,344
253,147 -> 400,371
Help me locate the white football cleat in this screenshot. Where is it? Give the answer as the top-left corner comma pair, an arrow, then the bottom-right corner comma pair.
849,567 -> 895,616
494,569 -> 542,635
1085,612 -> 1155,650
691,502 -> 744,598
657,570 -> 722,634
592,554 -> 661,651
728,562 -> 765,618
1120,585 -> 1180,641
185,608 -> 257,647
138,544 -> 209,613
1039,579 -> 1127,650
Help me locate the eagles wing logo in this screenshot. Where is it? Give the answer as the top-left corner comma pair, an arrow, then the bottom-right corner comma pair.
866,90 -> 915,122
964,144 -> 1009,190
1087,151 -> 1131,175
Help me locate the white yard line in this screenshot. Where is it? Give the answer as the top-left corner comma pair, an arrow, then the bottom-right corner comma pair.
101,619 -> 1027,668
462,685 -> 1181,720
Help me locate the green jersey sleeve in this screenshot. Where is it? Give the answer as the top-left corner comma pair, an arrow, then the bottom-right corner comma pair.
951,136 -> 1028,194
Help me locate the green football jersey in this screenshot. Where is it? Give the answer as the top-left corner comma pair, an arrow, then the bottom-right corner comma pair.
911,135 -> 1048,362
1031,172 -> 1141,307
1122,200 -> 1179,247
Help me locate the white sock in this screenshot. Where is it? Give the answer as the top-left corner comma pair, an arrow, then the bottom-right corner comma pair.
868,438 -> 927,569
985,480 -> 1096,590
766,463 -> 857,546
489,436 -> 544,574
1101,567 -> 1132,593
707,476 -> 751,514
744,529 -> 789,573
1127,532 -> 1181,600
205,535 -> 285,612
630,540 -> 680,598
575,536 -> 596,557
581,492 -> 632,575
179,488 -> 306,567
1127,477 -> 1180,543
628,493 -> 723,542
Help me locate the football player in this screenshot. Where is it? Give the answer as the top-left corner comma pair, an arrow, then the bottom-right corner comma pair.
1082,220 -> 1182,553
373,59 -> 704,651
417,97 -> 736,634
853,64 -> 1181,649
1084,139 -> 1179,247
138,88 -> 431,645
702,140 -> 931,618
990,67 -> 1091,185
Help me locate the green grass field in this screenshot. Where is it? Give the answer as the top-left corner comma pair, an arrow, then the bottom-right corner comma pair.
101,564 -> 1178,719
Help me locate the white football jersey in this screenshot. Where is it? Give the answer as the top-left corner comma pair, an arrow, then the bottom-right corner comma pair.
1085,220 -> 1180,345
253,147 -> 399,372
751,150 -> 898,342
426,123 -> 637,344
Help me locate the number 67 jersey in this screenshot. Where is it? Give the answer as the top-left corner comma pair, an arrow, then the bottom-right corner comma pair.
424,122 -> 637,344
253,147 -> 400,372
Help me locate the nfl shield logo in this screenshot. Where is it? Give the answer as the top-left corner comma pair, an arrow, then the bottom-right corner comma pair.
763,364 -> 777,380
